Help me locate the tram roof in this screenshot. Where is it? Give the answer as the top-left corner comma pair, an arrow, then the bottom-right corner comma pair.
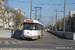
24,19 -> 43,25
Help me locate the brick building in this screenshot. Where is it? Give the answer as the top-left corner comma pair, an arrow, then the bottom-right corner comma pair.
15,8 -> 25,30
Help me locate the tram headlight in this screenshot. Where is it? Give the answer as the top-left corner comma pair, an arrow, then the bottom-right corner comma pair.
25,33 -> 26,35
30,34 -> 32,35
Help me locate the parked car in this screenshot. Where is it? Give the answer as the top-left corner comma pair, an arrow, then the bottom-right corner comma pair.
45,29 -> 48,31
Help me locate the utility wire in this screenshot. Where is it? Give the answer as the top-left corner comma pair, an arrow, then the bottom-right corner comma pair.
8,0 -> 30,3
56,4 -> 63,10
32,0 -> 38,5
55,0 -> 70,10
66,0 -> 70,3
8,0 -> 74,5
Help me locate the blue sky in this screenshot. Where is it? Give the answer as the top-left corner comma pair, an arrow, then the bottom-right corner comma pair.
8,0 -> 75,27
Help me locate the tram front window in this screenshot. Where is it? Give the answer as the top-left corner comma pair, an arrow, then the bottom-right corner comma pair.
24,23 -> 35,30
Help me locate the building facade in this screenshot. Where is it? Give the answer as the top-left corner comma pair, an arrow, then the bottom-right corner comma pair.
0,0 -> 5,29
15,8 -> 25,30
67,11 -> 75,32
0,1 -> 25,30
4,9 -> 16,29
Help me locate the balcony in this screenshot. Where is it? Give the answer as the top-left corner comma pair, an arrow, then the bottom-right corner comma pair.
0,5 -> 5,10
0,0 -> 5,6
0,14 -> 3,19
0,10 -> 4,14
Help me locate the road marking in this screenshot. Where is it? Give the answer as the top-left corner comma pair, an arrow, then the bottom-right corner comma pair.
0,48 -> 55,50
32,44 -> 63,47
22,41 -> 29,43
0,41 -> 25,45
16,41 -> 23,44
4,41 -> 10,45
10,41 -> 18,44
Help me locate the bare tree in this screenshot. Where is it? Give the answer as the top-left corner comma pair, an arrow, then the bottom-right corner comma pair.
5,0 -> 8,8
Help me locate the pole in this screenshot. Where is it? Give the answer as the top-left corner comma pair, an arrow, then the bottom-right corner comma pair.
30,0 -> 32,19
51,17 -> 53,31
35,8 -> 37,20
63,0 -> 66,32
56,10 -> 57,31
51,17 -> 53,30
40,8 -> 41,20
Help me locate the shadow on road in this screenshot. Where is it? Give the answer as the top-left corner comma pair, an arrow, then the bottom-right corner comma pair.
14,38 -> 37,41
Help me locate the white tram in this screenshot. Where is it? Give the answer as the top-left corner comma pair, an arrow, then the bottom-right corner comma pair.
21,19 -> 43,39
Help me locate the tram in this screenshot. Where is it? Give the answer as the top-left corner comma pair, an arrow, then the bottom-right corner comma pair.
21,19 -> 43,39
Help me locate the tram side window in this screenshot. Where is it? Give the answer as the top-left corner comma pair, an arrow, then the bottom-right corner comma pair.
35,24 -> 42,30
38,24 -> 41,30
38,24 -> 40,30
24,23 -> 33,30
35,24 -> 38,30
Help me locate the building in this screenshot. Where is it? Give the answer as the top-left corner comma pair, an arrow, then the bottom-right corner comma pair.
15,8 -> 25,30
15,8 -> 25,17
69,11 -> 75,18
53,23 -> 56,31
68,11 -> 75,32
0,1 -> 25,30
5,9 -> 16,29
0,0 -> 5,29
4,8 -> 25,30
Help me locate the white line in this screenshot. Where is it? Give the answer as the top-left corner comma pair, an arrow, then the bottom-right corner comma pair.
4,41 -> 10,45
10,41 -> 18,44
0,48 -> 55,50
32,44 -> 62,46
22,41 -> 29,43
16,41 -> 23,44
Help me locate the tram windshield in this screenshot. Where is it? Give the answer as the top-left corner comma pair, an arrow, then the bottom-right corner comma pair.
24,23 -> 43,30
24,23 -> 35,30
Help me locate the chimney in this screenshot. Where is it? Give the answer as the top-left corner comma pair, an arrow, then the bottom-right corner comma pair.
19,10 -> 21,15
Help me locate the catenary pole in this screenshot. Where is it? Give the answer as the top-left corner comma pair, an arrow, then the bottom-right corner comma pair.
30,0 -> 32,19
63,0 -> 66,32
56,10 -> 57,31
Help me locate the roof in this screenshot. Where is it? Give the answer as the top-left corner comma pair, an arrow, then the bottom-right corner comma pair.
24,19 -> 43,25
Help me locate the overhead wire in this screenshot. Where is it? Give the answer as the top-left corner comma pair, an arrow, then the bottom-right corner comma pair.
32,0 -> 38,5
8,0 -> 30,3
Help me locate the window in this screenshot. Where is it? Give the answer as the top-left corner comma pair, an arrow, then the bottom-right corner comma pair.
23,22 -> 43,30
24,23 -> 33,30
35,23 -> 43,30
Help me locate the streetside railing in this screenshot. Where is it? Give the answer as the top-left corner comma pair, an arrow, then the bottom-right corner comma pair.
48,30 -> 75,40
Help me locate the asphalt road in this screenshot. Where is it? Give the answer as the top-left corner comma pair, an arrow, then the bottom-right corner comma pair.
0,31 -> 75,50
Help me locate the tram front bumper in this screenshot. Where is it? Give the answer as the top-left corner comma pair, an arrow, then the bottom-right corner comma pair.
23,35 -> 39,39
